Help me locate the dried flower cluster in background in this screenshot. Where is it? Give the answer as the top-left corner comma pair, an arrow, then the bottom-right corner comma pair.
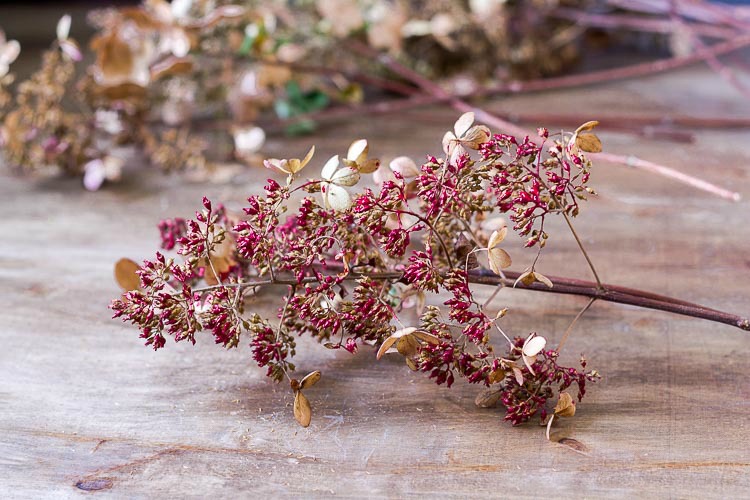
3,0 -> 748,191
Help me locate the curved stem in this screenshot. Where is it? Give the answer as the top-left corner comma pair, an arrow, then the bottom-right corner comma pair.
468,268 -> 750,331
191,267 -> 750,332
561,211 -> 602,288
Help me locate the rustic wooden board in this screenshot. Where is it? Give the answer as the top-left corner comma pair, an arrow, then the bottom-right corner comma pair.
1,61 -> 749,498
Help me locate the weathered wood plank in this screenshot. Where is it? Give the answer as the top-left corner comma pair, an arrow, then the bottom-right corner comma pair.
1,56 -> 749,498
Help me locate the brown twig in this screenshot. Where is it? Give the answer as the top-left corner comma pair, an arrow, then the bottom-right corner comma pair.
550,7 -> 740,38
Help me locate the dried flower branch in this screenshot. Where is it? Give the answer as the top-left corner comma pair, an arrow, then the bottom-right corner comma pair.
111,115 -> 748,433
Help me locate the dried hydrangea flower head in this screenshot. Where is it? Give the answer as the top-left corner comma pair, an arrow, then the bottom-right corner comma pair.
111,115 -> 611,430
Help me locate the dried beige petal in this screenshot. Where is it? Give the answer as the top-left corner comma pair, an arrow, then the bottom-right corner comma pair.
300,370 -> 321,390
299,145 -> 316,171
487,227 -> 507,249
293,391 -> 312,427
488,248 -> 512,275
412,330 -> 441,345
330,167 -> 360,187
512,366 -> 524,386
454,112 -> 475,137
534,272 -> 553,288
462,125 -> 491,149
376,331 -> 403,359
389,156 -> 420,178
114,258 -> 141,291
554,392 -> 576,417
442,131 -> 456,156
321,183 -> 352,211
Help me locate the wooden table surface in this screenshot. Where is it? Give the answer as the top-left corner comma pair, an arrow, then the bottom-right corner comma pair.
1,62 -> 749,498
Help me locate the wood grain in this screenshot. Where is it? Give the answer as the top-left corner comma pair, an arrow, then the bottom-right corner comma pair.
1,59 -> 749,498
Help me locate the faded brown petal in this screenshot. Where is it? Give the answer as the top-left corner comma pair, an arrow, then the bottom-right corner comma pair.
412,331 -> 441,345
114,258 -> 141,291
300,370 -> 321,390
396,334 -> 419,357
90,31 -> 135,85
293,391 -> 312,427
376,333 -> 400,359
405,357 -> 418,371
462,125 -> 491,149
575,133 -> 602,153
554,392 -> 576,417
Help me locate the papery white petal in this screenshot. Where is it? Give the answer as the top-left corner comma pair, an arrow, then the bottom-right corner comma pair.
448,142 -> 467,165
401,19 -> 432,37
331,166 -> 360,187
83,160 -> 106,191
430,13 -> 456,38
373,163 -> 396,185
0,63 -> 8,78
522,335 -> 547,357
321,154 -> 340,181
1,39 -> 20,66
442,131 -> 455,155
322,183 -> 352,211
234,126 -> 265,154
60,40 -> 82,62
454,111 -> 475,137
522,354 -> 537,375
215,5 -> 246,18
170,31 -> 191,57
264,158 -> 290,174
346,139 -> 368,163
389,156 -> 419,178
57,14 -> 71,41
171,0 -> 193,20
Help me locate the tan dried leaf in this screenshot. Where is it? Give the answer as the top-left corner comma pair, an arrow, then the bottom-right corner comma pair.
293,391 -> 312,427
554,391 -> 576,418
114,258 -> 141,291
299,370 -> 321,390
